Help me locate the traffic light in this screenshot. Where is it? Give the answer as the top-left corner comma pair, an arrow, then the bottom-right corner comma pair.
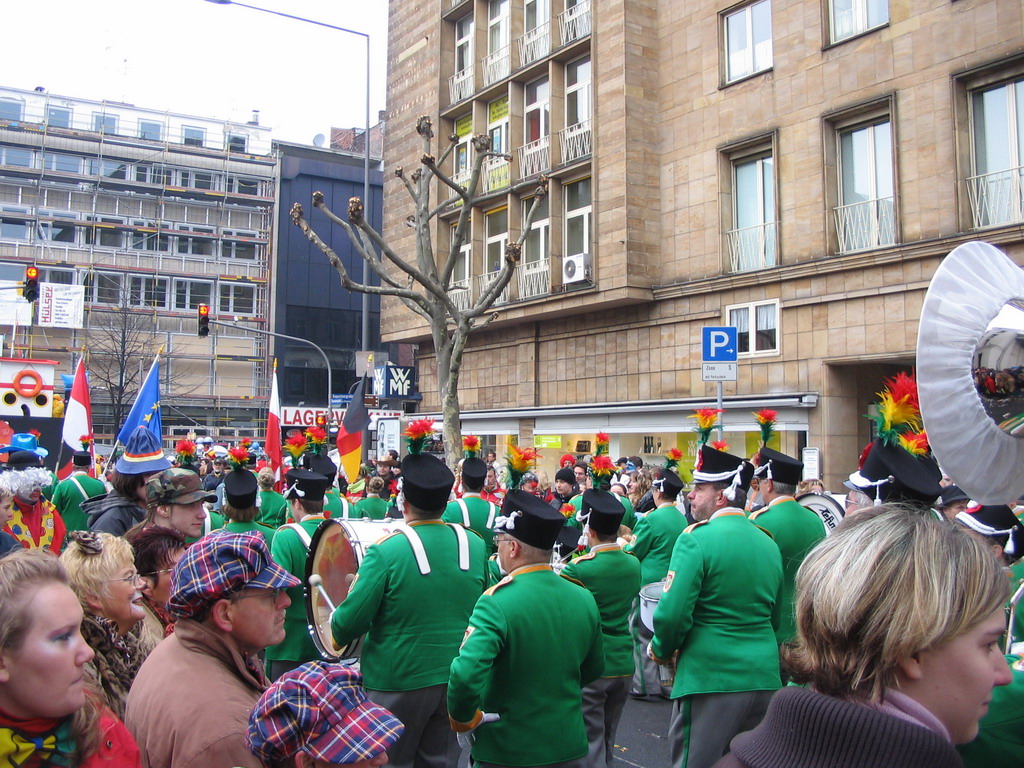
197,304 -> 210,337
315,413 -> 328,428
22,266 -> 38,303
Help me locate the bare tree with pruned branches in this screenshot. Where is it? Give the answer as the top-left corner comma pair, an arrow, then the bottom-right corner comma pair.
291,115 -> 547,467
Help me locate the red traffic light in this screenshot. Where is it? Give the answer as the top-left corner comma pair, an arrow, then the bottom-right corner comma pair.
198,304 -> 210,316
197,304 -> 211,337
25,266 -> 38,280
23,266 -> 39,303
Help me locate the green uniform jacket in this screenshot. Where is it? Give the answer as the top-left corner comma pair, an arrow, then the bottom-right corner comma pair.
957,655 -> 1024,768
448,564 -> 604,767
324,490 -> 355,518
443,494 -> 500,554
331,519 -> 488,691
266,515 -> 327,663
651,509 -> 783,698
51,473 -> 107,532
355,496 -> 389,520
569,493 -> 638,531
748,497 -> 826,644
625,503 -> 689,585
256,490 -> 288,528
223,519 -> 276,548
561,544 -> 641,677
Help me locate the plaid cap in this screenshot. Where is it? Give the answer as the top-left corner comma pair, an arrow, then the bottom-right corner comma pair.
246,661 -> 404,764
168,531 -> 300,619
147,468 -> 217,506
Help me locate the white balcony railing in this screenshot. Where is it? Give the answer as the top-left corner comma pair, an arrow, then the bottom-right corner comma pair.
727,221 -> 777,272
834,196 -> 896,253
559,120 -> 592,164
483,46 -> 511,86
451,278 -> 471,312
559,0 -> 591,45
518,23 -> 550,67
483,156 -> 510,193
517,136 -> 550,178
967,167 -> 1024,229
476,271 -> 509,305
449,68 -> 474,105
517,258 -> 550,299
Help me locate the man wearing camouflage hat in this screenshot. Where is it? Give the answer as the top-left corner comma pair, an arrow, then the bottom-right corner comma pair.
125,531 -> 301,768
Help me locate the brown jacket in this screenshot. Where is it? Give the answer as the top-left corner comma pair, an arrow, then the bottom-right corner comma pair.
124,618 -> 267,768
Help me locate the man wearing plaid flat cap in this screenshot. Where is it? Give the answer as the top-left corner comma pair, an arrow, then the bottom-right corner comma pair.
247,661 -> 404,767
125,531 -> 301,768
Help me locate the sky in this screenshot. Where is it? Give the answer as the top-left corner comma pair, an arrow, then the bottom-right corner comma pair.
5,0 -> 390,146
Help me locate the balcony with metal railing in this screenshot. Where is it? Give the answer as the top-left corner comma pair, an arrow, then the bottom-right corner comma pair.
476,271 -> 510,305
449,69 -> 475,106
451,279 -> 471,311
967,166 -> 1024,229
727,222 -> 777,273
517,137 -> 550,179
559,0 -> 591,45
483,46 -> 511,87
559,121 -> 592,165
483,156 -> 510,193
834,197 -> 896,253
518,23 -> 550,67
517,259 -> 550,299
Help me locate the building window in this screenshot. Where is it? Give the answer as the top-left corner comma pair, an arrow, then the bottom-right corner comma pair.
42,153 -> 82,174
46,107 -> 71,128
521,76 -> 551,177
226,134 -> 247,153
967,76 -> 1024,228
130,231 -> 169,252
222,239 -> 258,260
0,219 -> 29,240
1,146 -> 33,168
727,300 -> 779,355
830,0 -> 887,43
176,232 -> 216,257
450,223 -> 472,312
87,272 -> 125,305
724,0 -> 772,83
139,120 -> 163,141
87,158 -> 128,180
93,113 -> 117,134
485,0 -> 511,85
135,164 -> 171,185
835,119 -> 895,252
564,177 -> 592,257
182,126 -> 206,147
0,99 -> 24,122
484,208 -> 508,273
174,279 -> 213,310
728,150 -> 777,272
127,276 -> 168,308
219,283 -> 256,315
37,220 -> 79,244
41,268 -> 75,284
485,98 -> 511,192
520,196 -> 549,299
521,0 -> 550,65
228,175 -> 261,195
561,56 -> 592,164
451,14 -> 475,104
453,114 -> 473,186
85,217 -> 127,249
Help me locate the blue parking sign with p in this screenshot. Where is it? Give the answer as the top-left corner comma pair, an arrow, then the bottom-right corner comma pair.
702,327 -> 738,362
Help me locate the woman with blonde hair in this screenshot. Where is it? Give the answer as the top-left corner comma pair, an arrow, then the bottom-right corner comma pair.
0,549 -> 141,766
61,532 -> 146,720
714,505 -> 1012,767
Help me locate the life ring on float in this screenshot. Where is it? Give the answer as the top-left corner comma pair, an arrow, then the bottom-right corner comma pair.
12,370 -> 42,399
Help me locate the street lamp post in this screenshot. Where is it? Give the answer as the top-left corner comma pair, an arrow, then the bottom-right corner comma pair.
205,0 -> 374,389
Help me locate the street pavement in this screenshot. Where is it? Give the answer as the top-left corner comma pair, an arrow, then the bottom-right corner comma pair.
612,696 -> 674,768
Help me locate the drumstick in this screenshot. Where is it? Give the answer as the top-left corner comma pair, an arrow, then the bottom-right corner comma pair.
308,575 -> 337,614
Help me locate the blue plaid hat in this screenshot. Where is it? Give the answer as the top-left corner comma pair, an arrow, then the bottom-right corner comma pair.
247,661 -> 404,764
168,531 -> 300,620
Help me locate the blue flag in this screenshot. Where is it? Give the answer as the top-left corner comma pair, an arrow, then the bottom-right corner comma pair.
116,354 -> 162,444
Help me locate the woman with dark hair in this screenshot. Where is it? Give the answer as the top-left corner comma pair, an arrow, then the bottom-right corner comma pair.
125,525 -> 186,656
83,429 -> 172,537
0,549 -> 141,766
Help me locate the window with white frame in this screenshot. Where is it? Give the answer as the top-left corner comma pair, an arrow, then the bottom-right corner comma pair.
522,0 -> 550,64
729,150 -> 777,272
46,107 -> 71,128
226,134 -> 247,153
127,276 -> 169,308
42,153 -> 82,174
564,177 -> 591,257
968,76 -> 1024,228
488,0 -> 510,55
453,114 -> 473,184
174,279 -> 213,310
486,98 -> 511,191
455,15 -> 474,77
727,300 -> 779,355
523,196 -> 549,264
219,283 -> 256,315
1,146 -> 33,167
222,238 -> 258,260
836,119 -> 895,252
525,77 -> 550,144
0,219 -> 29,240
176,230 -> 216,257
86,272 -> 125,305
484,208 -> 508,272
87,158 -> 128,179
41,268 -> 75,284
37,219 -> 79,244
182,126 -> 206,147
0,99 -> 24,122
830,0 -> 887,44
139,120 -> 163,141
451,224 -> 471,285
130,230 -> 169,252
725,0 -> 772,83
566,57 -> 591,127
525,0 -> 549,34
93,113 -> 117,134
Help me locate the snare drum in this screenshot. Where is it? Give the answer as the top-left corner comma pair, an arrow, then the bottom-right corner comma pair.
305,518 -> 406,661
795,492 -> 845,535
639,581 -> 665,633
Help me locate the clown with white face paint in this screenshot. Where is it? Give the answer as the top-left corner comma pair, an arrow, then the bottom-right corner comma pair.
0,434 -> 66,554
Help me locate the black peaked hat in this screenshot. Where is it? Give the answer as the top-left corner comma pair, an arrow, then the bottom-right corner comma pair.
497,489 -> 565,550
72,450 -> 92,467
939,485 -> 971,507
851,438 -> 942,506
304,453 -> 338,481
755,447 -> 803,487
652,469 -> 685,499
461,457 -> 488,484
580,488 -> 624,536
956,504 -> 1024,560
224,468 -> 258,509
400,453 -> 454,511
284,468 -> 331,503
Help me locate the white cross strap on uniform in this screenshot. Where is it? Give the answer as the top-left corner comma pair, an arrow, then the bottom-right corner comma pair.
458,499 -> 472,527
397,523 -> 472,575
450,521 -> 470,571
485,502 -> 497,530
284,522 -> 313,549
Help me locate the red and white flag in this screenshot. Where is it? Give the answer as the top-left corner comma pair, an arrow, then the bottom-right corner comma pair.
58,358 -> 93,479
265,360 -> 283,489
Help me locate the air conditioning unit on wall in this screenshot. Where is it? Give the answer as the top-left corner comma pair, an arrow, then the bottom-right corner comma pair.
562,253 -> 592,284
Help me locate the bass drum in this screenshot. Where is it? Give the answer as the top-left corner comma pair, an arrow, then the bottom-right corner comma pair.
795,492 -> 845,535
305,518 -> 406,661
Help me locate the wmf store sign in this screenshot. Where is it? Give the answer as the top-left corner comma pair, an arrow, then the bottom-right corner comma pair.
374,364 -> 417,399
